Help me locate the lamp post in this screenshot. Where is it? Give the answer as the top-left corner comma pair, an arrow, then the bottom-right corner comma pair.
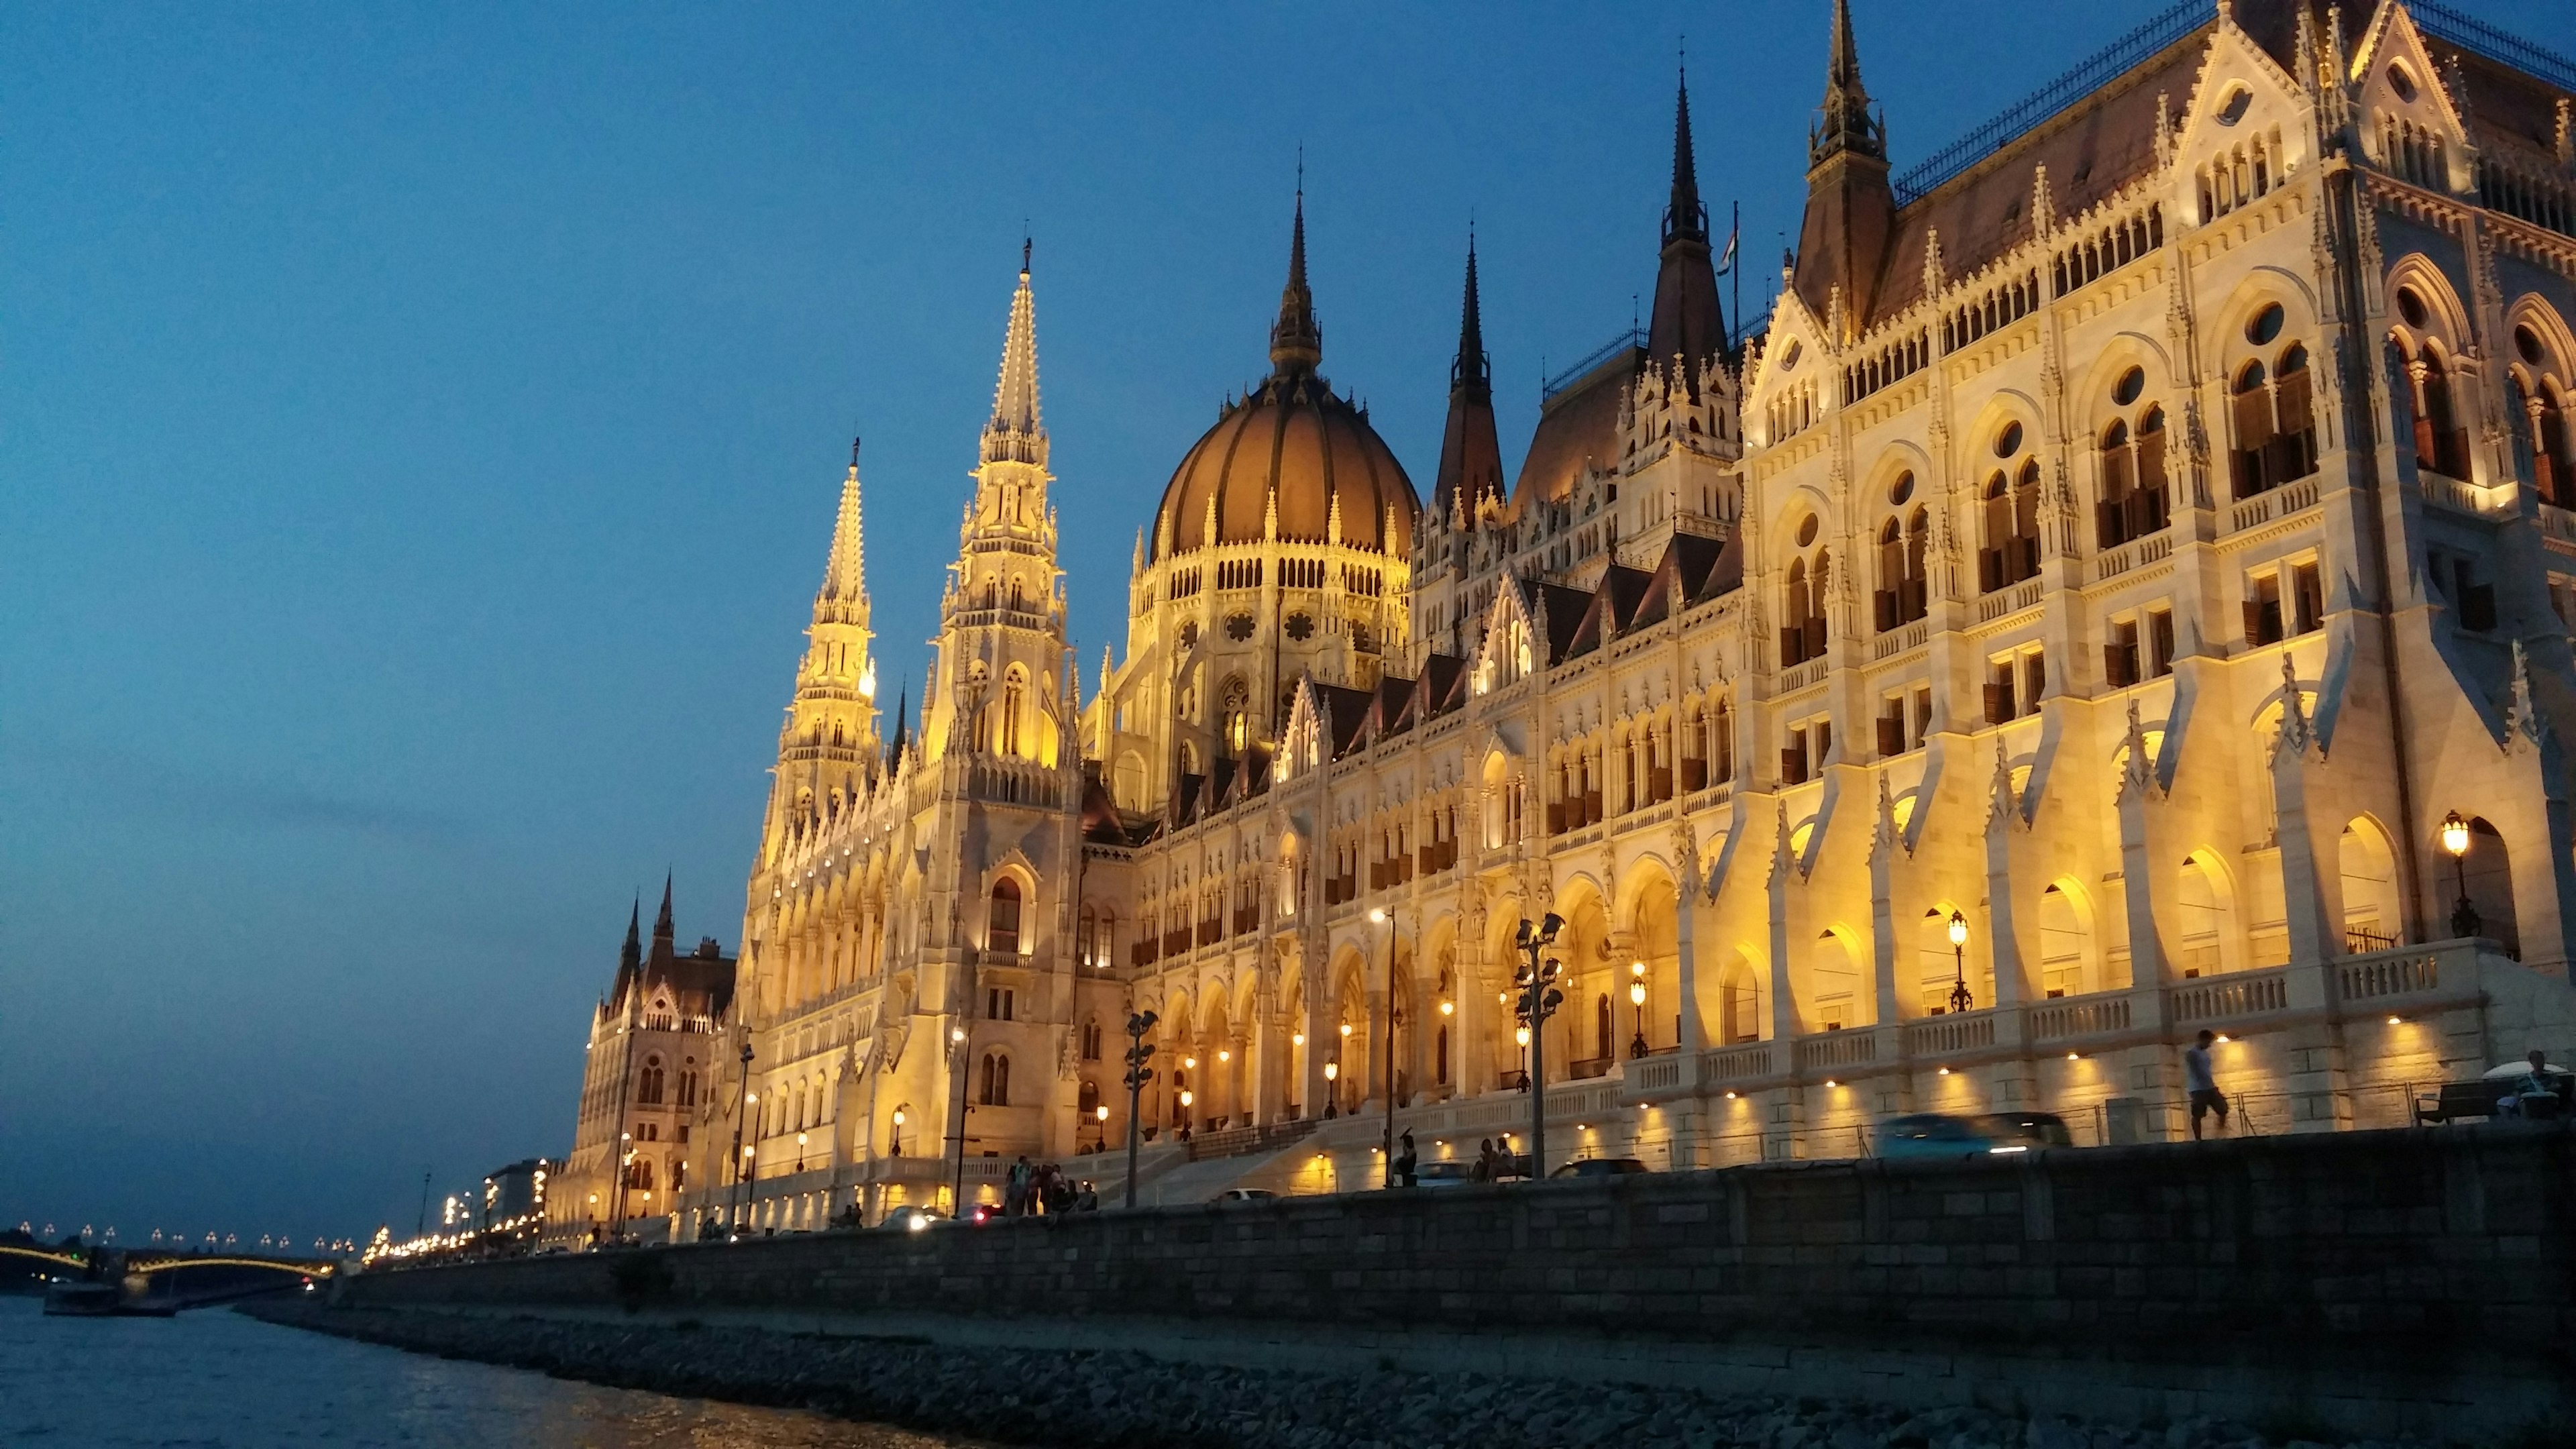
1514,913 -> 1566,1180
727,1040 -> 754,1237
1122,1010 -> 1159,1210
2441,810 -> 2480,938
1946,910 -> 1974,1016
796,1130 -> 808,1175
612,1132 -> 633,1237
1371,907 -> 1402,1187
1628,960 -> 1650,1059
947,1024 -> 971,1217
890,1107 -> 904,1158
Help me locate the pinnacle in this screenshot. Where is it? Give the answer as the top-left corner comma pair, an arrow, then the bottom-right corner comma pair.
817,439 -> 868,616
1269,191 -> 1323,376
1665,68 -> 1706,246
982,258 -> 1045,466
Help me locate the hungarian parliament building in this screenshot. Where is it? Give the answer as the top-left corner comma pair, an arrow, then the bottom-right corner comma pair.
552,0 -> 2576,1236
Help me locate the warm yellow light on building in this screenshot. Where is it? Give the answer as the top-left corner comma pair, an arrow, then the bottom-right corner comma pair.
2440,810 -> 2471,858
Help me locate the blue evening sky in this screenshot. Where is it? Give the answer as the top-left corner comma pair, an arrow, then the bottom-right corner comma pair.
5,2 -> 2565,1242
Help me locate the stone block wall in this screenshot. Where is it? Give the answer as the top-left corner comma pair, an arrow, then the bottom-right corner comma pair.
345,1124 -> 2574,1426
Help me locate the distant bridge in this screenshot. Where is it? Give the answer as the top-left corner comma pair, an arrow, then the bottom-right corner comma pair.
3,1243 -> 336,1311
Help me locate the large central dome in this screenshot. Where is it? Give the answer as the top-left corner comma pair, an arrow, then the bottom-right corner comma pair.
1150,199 -> 1417,563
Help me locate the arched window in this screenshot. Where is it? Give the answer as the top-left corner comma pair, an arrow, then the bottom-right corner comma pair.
1078,1079 -> 1100,1118
1081,1018 -> 1102,1060
1000,668 -> 1027,757
2400,339 -> 2470,480
677,1069 -> 699,1108
1220,678 -> 1249,757
1873,505 -> 1929,631
626,1157 -> 655,1192
1978,425 -> 2043,592
2097,393 -> 2172,547
2536,382 -> 2574,506
1780,547 -> 1831,665
988,877 -> 1022,956
979,1052 -> 1011,1106
637,1059 -> 665,1105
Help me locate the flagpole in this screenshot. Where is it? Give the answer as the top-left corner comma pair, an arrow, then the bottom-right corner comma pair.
1729,199 -> 1741,355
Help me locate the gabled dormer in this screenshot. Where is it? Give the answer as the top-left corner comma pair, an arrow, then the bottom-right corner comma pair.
2351,1 -> 2475,196
2173,6 -> 2318,228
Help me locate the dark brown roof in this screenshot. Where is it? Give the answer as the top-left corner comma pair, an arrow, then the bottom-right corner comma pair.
1511,347 -> 1636,515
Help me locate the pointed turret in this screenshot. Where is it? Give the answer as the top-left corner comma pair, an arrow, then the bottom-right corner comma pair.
1648,68 -> 1727,391
653,873 -> 676,946
982,250 -> 1046,468
619,896 -> 642,971
1269,193 -> 1323,376
885,683 -> 910,769
1433,235 -> 1505,522
1792,0 -> 1896,342
816,437 -> 870,630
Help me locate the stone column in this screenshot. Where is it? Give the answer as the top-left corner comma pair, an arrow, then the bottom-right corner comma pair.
1985,746 -> 2031,1008
2268,669 -> 2337,971
1673,819 -> 1705,1054
1766,804 -> 1801,1042
1868,777 -> 1902,1027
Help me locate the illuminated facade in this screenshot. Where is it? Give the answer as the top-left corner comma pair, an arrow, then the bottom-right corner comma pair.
674,0 -> 2576,1233
551,881 -> 732,1239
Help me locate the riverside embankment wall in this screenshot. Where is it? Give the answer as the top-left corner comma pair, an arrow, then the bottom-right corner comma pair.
339,1126 -> 2576,1436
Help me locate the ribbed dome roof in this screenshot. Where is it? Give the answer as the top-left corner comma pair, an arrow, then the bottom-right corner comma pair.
1153,374 -> 1415,561
1148,196 -> 1419,563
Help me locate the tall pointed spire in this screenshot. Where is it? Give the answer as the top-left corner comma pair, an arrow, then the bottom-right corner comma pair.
1663,68 -> 1708,248
619,897 -> 642,975
1812,0 -> 1884,165
1434,232 -> 1504,523
1794,0 -> 1894,341
1648,66 -> 1727,390
981,247 -> 1045,467
816,436 -> 869,626
1269,189 -> 1323,376
653,872 -> 676,945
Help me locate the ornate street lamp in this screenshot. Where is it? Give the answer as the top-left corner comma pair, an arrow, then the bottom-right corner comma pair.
1514,913 -> 1565,1179
2441,810 -> 2480,938
727,1040 -> 755,1237
1947,910 -> 1974,1016
1371,906 -> 1403,1187
1122,1010 -> 1159,1210
1629,961 -> 1650,1059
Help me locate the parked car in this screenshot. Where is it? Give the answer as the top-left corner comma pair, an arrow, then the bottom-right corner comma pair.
1411,1161 -> 1477,1189
1874,1112 -> 2072,1159
876,1205 -> 948,1232
1549,1157 -> 1650,1179
1209,1188 -> 1278,1203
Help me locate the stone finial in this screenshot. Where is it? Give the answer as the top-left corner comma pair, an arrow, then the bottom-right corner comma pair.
1987,739 -> 2018,828
2118,698 -> 2161,803
2508,639 -> 2547,753
1871,772 -> 1901,859
2031,165 -> 2055,241
1768,800 -> 1795,885
1922,227 -> 1945,299
2557,99 -> 2572,165
2273,652 -> 2313,757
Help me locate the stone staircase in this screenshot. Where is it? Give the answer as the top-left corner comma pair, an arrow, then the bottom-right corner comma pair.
1097,1120 -> 1320,1208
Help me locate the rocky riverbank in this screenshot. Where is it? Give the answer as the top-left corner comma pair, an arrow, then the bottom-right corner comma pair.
239,1301 -> 2465,1449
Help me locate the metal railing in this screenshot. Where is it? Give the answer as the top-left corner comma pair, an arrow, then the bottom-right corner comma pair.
1892,1 -> 2202,203
1542,329 -> 1644,401
2414,1 -> 2576,94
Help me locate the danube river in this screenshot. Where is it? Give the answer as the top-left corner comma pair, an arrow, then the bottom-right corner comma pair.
1,1293 -> 979,1447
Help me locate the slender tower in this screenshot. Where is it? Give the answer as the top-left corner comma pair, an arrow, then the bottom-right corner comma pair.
756,440 -> 883,867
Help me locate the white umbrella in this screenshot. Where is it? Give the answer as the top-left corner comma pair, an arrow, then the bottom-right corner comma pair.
2483,1059 -> 2567,1079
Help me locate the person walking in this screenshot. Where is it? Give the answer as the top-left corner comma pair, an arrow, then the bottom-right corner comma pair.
2185,1030 -> 2229,1140
1006,1155 -> 1032,1216
1395,1130 -> 1418,1188
1470,1138 -> 1495,1183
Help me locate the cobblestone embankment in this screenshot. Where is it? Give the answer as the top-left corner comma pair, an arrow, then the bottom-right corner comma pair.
239,1300 -> 2473,1449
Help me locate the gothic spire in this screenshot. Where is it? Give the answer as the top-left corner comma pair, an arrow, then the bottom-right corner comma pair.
981,250 -> 1045,467
816,437 -> 868,625
1434,233 -> 1504,522
1663,67 -> 1708,248
653,871 -> 675,945
1648,66 -> 1727,391
1269,190 -> 1323,377
1812,0 -> 1884,165
619,896 -> 642,975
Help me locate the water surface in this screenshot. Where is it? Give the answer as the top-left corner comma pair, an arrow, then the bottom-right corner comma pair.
1,1293 -> 978,1447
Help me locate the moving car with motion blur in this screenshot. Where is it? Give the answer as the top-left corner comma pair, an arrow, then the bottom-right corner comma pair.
1872,1111 -> 2073,1159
